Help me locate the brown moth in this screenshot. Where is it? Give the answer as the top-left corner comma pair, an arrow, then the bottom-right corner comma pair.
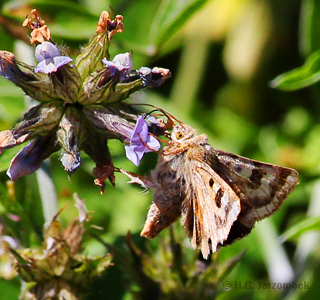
122,123 -> 299,259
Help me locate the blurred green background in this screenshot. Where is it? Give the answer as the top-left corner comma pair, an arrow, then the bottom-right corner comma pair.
1,0 -> 320,299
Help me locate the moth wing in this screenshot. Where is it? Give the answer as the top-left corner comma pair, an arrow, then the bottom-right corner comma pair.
213,149 -> 299,228
181,160 -> 241,259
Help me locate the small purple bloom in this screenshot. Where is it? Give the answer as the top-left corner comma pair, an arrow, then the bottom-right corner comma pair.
102,52 -> 133,79
7,141 -> 43,181
34,41 -> 72,74
137,66 -> 171,87
6,135 -> 57,181
125,116 -> 160,166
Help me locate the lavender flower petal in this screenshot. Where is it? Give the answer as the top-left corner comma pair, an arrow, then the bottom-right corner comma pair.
102,52 -> 133,78
53,56 -> 73,69
124,116 -> 160,166
7,141 -> 44,181
146,135 -> 161,153
35,41 -> 60,61
112,52 -> 133,74
124,144 -> 142,166
6,135 -> 58,181
35,41 -> 72,74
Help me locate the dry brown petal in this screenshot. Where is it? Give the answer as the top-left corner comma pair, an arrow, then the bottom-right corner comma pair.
30,25 -> 51,43
22,9 -> 50,43
108,15 -> 124,38
62,219 -> 85,256
31,9 -> 46,26
23,9 -> 46,29
152,67 -> 171,77
96,11 -> 124,38
22,18 -> 31,28
96,11 -> 110,33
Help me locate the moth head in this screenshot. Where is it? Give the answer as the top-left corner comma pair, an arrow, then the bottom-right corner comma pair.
171,124 -> 196,141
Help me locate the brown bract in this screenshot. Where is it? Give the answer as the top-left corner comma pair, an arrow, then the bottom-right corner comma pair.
93,163 -> 116,194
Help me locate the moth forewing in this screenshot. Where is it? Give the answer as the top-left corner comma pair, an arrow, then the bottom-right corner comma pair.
184,161 -> 241,259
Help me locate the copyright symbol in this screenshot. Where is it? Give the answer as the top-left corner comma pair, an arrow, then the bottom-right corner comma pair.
223,281 -> 231,289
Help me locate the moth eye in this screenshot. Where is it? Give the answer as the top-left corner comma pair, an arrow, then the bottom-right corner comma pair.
176,131 -> 184,140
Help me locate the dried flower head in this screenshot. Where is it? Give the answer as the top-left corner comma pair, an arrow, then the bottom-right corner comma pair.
11,195 -> 112,300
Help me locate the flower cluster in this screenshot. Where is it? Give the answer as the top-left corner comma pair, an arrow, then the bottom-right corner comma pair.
0,10 -> 170,191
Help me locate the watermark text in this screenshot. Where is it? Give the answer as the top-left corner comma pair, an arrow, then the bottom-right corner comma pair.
222,280 -> 310,290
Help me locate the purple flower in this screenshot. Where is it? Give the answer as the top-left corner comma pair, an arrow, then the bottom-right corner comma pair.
124,116 -> 160,166
34,41 -> 72,74
102,52 -> 133,79
137,66 -> 171,87
6,135 -> 57,181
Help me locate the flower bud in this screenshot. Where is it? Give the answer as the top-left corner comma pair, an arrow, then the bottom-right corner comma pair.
13,102 -> 65,140
137,66 -> 171,87
7,134 -> 58,181
75,11 -> 124,81
49,64 -> 81,103
83,104 -> 137,140
79,68 -> 117,104
57,106 -> 82,173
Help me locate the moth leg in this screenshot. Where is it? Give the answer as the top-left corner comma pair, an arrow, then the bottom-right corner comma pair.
119,168 -> 158,189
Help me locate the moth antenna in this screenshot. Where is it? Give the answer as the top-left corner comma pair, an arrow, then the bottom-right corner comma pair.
131,103 -> 182,124
137,133 -> 162,154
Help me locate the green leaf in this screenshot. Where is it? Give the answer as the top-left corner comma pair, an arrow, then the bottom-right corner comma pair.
0,147 -> 21,172
300,0 -> 320,56
149,0 -> 210,50
270,50 -> 320,90
279,215 -> 320,242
